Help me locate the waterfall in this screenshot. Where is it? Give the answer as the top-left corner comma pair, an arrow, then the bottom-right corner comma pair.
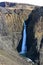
19,22 -> 27,54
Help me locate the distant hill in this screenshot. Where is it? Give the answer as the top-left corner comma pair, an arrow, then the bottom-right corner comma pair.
0,2 -> 16,7
0,2 -> 38,7
0,2 -> 5,7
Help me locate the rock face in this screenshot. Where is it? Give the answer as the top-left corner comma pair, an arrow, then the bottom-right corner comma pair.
0,3 -> 43,65
17,7 -> 43,65
0,3 -> 34,65
0,6 -> 32,51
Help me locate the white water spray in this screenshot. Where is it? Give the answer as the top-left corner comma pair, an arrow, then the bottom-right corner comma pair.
19,22 -> 27,54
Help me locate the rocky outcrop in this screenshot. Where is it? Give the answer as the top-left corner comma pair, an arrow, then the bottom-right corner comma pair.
0,3 -> 43,65
0,5 -> 34,65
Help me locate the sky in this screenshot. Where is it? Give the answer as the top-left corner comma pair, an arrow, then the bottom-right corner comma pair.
0,0 -> 43,6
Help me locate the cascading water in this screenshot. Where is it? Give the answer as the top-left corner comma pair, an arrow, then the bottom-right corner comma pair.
19,22 -> 27,55
19,22 -> 35,63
